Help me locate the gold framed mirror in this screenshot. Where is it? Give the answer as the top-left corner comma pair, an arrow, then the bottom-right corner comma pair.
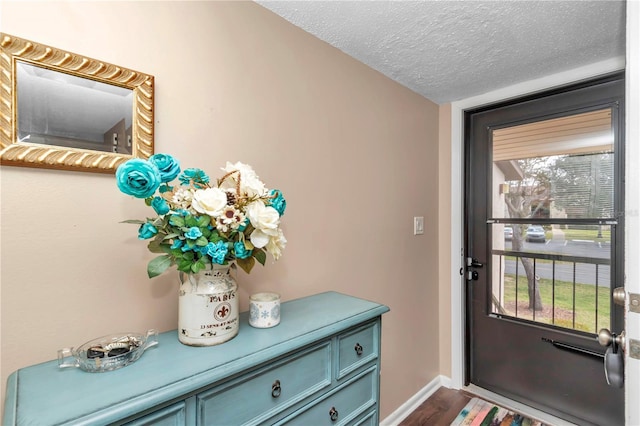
0,33 -> 154,173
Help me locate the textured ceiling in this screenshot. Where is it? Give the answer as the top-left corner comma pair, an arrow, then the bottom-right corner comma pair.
256,1 -> 626,104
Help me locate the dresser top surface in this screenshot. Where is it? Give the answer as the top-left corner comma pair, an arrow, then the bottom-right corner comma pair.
5,291 -> 388,425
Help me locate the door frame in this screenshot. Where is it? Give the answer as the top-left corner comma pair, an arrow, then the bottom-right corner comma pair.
448,4 -> 638,423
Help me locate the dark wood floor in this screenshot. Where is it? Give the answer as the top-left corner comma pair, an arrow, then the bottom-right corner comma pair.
399,387 -> 474,426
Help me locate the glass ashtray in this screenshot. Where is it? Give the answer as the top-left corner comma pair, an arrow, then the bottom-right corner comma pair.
58,329 -> 158,373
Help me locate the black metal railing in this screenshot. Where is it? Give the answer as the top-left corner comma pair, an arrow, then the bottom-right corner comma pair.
491,249 -> 611,333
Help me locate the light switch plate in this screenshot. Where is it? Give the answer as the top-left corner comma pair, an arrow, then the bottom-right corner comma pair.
413,217 -> 424,235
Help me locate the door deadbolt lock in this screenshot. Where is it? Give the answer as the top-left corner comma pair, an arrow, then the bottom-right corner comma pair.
612,287 -> 625,307
466,270 -> 479,281
465,257 -> 482,280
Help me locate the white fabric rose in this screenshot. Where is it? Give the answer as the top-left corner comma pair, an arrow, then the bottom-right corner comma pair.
221,162 -> 267,197
246,201 -> 280,235
192,187 -> 228,218
266,229 -> 287,260
250,228 -> 270,249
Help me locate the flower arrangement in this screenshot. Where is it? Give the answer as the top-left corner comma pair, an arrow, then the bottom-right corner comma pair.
116,154 -> 286,278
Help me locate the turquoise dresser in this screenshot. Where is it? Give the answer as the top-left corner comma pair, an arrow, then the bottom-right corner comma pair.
4,292 -> 389,425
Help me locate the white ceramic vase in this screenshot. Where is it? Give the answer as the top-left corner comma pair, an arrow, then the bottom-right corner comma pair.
178,263 -> 239,346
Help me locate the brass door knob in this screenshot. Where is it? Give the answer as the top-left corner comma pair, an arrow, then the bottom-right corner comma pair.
597,329 -> 625,352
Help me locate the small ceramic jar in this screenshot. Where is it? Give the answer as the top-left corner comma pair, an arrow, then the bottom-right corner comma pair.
249,292 -> 281,328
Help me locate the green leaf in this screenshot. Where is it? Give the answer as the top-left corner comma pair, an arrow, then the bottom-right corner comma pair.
120,219 -> 146,224
209,230 -> 222,243
148,241 -> 171,254
147,255 -> 172,278
147,238 -> 166,253
163,233 -> 180,240
195,236 -> 208,246
237,257 -> 255,274
152,217 -> 167,227
182,251 -> 195,261
197,215 -> 211,227
169,216 -> 185,227
177,261 -> 192,272
253,248 -> 267,266
191,259 -> 206,273
185,216 -> 198,227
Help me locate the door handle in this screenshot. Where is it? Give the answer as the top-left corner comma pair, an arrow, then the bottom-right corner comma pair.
598,329 -> 625,388
597,329 -> 625,353
465,258 -> 483,280
598,328 -> 625,388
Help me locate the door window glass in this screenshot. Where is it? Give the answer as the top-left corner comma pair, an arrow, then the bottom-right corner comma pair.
490,108 -> 614,334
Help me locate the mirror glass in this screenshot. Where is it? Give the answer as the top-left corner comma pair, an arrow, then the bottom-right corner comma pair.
17,61 -> 134,154
0,33 -> 154,173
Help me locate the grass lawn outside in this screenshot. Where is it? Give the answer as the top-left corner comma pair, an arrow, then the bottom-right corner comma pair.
559,228 -> 611,242
496,274 -> 610,333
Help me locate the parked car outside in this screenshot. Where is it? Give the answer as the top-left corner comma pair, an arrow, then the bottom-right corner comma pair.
504,226 -> 513,241
526,225 -> 546,242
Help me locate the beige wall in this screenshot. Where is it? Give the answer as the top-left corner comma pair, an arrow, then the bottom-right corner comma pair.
0,1 -> 442,418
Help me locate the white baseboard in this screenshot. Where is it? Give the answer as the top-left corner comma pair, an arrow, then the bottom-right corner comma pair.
380,375 -> 452,426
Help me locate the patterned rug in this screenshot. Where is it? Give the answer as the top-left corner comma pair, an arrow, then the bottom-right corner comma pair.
450,397 -> 548,426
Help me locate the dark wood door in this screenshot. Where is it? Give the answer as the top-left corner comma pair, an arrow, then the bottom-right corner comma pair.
465,74 -> 625,426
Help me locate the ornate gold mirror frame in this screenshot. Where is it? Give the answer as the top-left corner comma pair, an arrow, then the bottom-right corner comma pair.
0,33 -> 154,173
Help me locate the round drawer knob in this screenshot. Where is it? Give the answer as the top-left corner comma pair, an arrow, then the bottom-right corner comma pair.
271,380 -> 281,398
354,343 -> 363,356
329,406 -> 339,421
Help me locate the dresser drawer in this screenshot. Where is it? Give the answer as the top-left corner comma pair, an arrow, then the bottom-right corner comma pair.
278,366 -> 377,426
124,401 -> 187,426
197,342 -> 332,425
348,409 -> 377,426
337,322 -> 378,379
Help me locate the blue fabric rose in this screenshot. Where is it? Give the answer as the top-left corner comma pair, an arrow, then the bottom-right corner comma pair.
138,222 -> 158,240
170,240 -> 184,249
268,189 -> 287,216
234,241 -> 253,259
151,196 -> 170,215
149,154 -> 181,183
205,241 -> 228,264
237,218 -> 249,232
116,159 -> 161,199
179,168 -> 210,187
184,227 -> 203,240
